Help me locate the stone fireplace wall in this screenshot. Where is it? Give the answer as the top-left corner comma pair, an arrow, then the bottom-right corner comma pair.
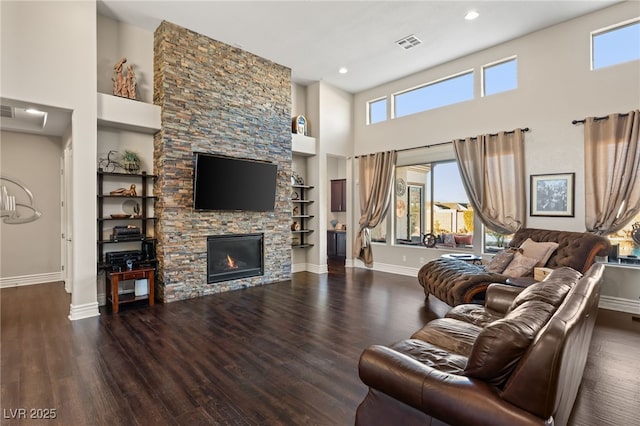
153,21 -> 292,302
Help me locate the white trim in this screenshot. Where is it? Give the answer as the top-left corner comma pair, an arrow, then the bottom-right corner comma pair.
68,301 -> 100,320
291,262 -> 307,273
291,262 -> 329,274
353,259 -> 419,277
306,262 -> 329,275
599,295 -> 640,315
0,272 -> 63,288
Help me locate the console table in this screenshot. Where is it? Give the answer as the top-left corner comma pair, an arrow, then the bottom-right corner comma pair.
107,267 -> 155,313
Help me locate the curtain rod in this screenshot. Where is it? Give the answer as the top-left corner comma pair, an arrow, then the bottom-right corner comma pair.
572,112 -> 629,125
353,127 -> 530,159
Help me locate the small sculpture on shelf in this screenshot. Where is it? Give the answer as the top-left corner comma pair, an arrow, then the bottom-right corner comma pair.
112,57 -> 137,100
109,184 -> 137,197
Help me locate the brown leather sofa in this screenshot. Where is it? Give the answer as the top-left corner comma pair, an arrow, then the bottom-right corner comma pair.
356,264 -> 605,426
418,228 -> 610,306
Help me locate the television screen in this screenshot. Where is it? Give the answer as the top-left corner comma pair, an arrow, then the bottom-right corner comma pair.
193,153 -> 277,211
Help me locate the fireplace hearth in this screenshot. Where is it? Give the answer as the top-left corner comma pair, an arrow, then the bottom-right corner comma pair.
207,233 -> 264,283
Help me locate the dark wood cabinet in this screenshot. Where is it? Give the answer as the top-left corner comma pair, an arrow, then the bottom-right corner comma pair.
331,179 -> 346,212
327,230 -> 346,258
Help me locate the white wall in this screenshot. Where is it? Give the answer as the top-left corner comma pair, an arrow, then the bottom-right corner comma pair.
304,82 -> 354,272
0,131 -> 62,280
350,2 -> 640,303
97,15 -> 155,103
1,1 -> 98,319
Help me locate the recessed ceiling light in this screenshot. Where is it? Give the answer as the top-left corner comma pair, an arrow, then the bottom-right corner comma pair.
25,108 -> 43,114
338,67 -> 348,74
465,10 -> 479,21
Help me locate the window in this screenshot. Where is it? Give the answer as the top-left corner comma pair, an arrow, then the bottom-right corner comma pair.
371,216 -> 387,243
393,71 -> 474,118
394,161 -> 473,249
592,19 -> 640,70
484,229 -> 514,253
482,57 -> 517,96
608,211 -> 640,261
368,98 -> 387,124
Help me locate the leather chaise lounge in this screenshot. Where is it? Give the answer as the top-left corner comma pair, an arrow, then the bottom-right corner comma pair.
417,228 -> 610,306
356,264 -> 605,426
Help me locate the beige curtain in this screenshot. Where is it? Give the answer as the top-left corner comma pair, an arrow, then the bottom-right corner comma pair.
354,150 -> 397,267
453,129 -> 526,235
585,110 -> 640,235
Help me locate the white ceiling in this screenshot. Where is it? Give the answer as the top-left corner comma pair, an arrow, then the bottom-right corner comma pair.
1,1 -> 622,137
98,0 -> 620,93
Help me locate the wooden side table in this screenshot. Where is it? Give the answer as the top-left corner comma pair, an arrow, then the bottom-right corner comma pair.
107,267 -> 155,313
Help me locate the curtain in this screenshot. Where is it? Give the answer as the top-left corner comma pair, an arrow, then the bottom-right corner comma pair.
585,110 -> 640,235
354,150 -> 397,267
453,129 -> 526,235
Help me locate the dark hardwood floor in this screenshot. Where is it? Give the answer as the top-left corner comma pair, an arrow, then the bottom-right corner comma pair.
1,269 -> 638,425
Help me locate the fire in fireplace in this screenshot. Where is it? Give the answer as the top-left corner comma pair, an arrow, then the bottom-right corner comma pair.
207,233 -> 264,283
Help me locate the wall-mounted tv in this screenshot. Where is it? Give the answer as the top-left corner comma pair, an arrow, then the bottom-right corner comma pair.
193,152 -> 277,211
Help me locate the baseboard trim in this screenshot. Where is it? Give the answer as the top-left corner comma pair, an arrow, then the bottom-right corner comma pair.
353,260 -> 419,277
292,262 -> 331,274
68,302 -> 100,321
599,295 -> 640,314
292,263 -> 306,273
0,272 -> 63,288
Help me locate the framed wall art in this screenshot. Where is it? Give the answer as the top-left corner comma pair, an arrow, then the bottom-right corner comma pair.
530,172 -> 575,217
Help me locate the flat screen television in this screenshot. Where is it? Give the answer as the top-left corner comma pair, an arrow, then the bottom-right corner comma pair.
193,152 -> 277,211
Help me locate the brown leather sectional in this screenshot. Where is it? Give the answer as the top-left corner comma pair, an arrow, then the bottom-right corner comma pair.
357,264 -> 605,426
418,228 -> 610,306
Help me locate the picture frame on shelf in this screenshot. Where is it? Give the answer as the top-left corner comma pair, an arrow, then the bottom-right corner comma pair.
292,115 -> 307,135
530,172 -> 575,217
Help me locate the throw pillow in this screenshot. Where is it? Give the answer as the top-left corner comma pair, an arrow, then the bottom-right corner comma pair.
442,233 -> 456,247
519,238 -> 559,267
502,252 -> 539,277
454,234 -> 473,246
484,248 -> 518,274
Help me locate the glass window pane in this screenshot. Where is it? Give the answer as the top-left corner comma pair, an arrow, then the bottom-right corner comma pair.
394,72 -> 474,118
371,216 -> 387,243
368,98 -> 386,124
483,58 -> 517,96
593,21 -> 640,69
395,161 -> 473,249
608,211 -> 640,261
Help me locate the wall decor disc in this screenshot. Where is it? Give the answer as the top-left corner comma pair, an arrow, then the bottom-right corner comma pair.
396,178 -> 406,196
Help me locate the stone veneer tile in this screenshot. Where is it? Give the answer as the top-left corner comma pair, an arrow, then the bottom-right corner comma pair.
153,21 -> 292,302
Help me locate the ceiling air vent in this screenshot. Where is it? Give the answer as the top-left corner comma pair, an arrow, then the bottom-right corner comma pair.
395,34 -> 422,51
0,105 -> 14,119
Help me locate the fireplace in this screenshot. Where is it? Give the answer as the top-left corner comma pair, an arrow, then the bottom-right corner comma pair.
207,233 -> 264,283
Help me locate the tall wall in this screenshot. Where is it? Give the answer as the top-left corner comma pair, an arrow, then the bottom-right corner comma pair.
351,1 -> 640,270
1,1 -> 98,319
153,21 -> 292,302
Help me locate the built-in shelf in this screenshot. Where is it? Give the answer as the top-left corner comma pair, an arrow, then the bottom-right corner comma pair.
292,184 -> 314,249
292,133 -> 316,156
97,93 -> 161,133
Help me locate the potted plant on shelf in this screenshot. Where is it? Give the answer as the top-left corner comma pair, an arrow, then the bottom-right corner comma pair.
121,150 -> 140,174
